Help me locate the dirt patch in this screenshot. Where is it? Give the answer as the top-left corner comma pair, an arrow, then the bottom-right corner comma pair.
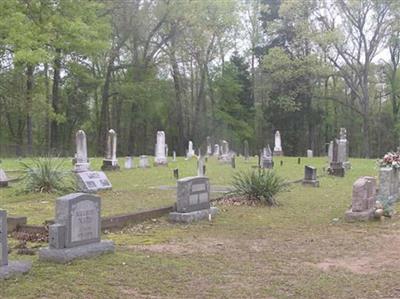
311,232 -> 400,274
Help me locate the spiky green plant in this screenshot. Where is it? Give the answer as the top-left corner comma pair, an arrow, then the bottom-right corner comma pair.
230,169 -> 287,206
18,156 -> 75,194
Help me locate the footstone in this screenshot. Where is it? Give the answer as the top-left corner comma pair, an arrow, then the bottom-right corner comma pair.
169,207 -> 218,223
39,240 -> 114,264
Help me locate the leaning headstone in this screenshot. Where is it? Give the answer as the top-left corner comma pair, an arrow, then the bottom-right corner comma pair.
307,149 -> 313,158
244,140 -> 249,161
345,177 -> 376,221
260,145 -> 273,169
0,210 -> 31,278
39,193 -> 115,263
328,139 -> 345,177
169,177 -> 218,223
273,130 -> 283,156
73,130 -> 112,193
124,156 -> 133,169
302,166 -> 319,187
101,129 -> 120,171
186,141 -> 195,159
139,155 -> 150,168
154,131 -> 168,166
0,169 -> 8,187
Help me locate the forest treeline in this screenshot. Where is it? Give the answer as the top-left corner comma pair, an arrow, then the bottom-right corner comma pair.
0,0 -> 399,158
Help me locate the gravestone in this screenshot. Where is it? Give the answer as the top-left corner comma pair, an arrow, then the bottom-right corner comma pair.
197,157 -> 205,176
377,167 -> 399,202
302,166 -> 319,187
74,130 -> 90,172
206,136 -> 212,156
173,151 -> 176,162
231,155 -> 236,169
273,130 -> 283,156
328,139 -> 345,177
260,145 -> 273,169
169,177 -> 218,223
154,131 -> 168,166
39,193 -> 114,263
345,177 -> 376,221
219,140 -> 233,163
338,128 -> 351,170
101,129 -> 120,171
328,141 -> 333,163
213,144 -> 220,157
0,210 -> 31,278
124,156 -> 133,169
244,140 -> 249,161
139,155 -> 150,168
0,169 -> 8,187
307,149 -> 313,158
298,157 -> 301,164
73,130 -> 112,193
186,141 -> 195,158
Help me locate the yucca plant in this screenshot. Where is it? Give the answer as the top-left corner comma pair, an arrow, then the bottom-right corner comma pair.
230,169 -> 287,206
18,156 -> 75,194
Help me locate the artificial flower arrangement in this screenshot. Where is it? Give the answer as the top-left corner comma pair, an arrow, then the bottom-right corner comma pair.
378,152 -> 400,169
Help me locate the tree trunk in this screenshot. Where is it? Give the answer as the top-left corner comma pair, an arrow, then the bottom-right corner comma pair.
50,48 -> 61,152
26,64 -> 34,156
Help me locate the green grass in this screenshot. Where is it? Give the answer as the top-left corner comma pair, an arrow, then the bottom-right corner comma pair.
1,156 -> 398,298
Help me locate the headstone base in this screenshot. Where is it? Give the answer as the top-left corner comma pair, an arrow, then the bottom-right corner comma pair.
169,207 -> 218,223
0,181 -> 8,188
0,261 -> 32,279
345,208 -> 375,222
328,163 -> 345,177
273,150 -> 283,156
302,180 -> 320,187
261,161 -> 274,169
39,240 -> 115,264
101,160 -> 120,171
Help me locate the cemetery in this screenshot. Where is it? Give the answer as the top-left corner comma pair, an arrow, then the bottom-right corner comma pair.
1,0 -> 400,298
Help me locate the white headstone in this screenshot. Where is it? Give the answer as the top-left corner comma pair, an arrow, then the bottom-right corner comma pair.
74,130 -> 90,172
187,141 -> 195,158
213,144 -> 220,157
155,131 -> 167,165
173,151 -> 176,162
139,155 -> 150,168
124,156 -> 133,169
273,131 -> 282,155
307,149 -> 313,158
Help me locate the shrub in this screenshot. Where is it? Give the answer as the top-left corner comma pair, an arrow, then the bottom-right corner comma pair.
19,156 -> 75,194
230,169 -> 287,206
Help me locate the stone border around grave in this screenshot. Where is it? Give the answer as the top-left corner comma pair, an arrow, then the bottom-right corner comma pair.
169,207 -> 218,223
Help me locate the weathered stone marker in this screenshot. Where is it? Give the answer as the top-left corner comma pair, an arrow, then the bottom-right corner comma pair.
273,130 -> 283,156
260,146 -> 273,169
307,149 -> 313,158
101,129 -> 120,171
338,128 -> 351,170
0,169 -> 8,187
74,130 -> 112,193
213,144 -> 220,157
328,139 -> 345,177
231,156 -> 236,169
124,156 -> 133,169
244,140 -> 249,161
39,193 -> 115,263
297,157 -> 301,165
139,155 -> 150,168
0,210 -> 31,278
302,166 -> 319,187
169,177 -> 218,223
345,177 -> 376,221
377,167 -> 399,202
186,141 -> 195,158
154,131 -> 168,166
206,136 -> 212,156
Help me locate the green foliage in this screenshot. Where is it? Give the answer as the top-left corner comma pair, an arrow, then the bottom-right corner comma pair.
18,157 -> 75,194
230,169 -> 287,206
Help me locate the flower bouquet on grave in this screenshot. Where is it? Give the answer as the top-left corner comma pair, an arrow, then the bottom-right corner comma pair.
377,152 -> 400,169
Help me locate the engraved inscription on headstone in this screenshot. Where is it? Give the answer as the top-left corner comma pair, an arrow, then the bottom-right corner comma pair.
176,177 -> 210,213
71,199 -> 99,243
76,171 -> 112,193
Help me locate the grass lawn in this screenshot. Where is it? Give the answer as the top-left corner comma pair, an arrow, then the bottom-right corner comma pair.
1,156 -> 399,298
